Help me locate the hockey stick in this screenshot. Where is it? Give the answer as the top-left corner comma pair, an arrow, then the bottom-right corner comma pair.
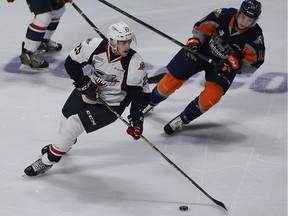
70,3 -> 226,208
70,2 -> 108,41
147,73 -> 166,84
97,96 -> 227,211
98,0 -> 217,66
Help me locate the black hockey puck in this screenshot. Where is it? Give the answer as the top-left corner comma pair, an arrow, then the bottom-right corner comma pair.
179,205 -> 188,211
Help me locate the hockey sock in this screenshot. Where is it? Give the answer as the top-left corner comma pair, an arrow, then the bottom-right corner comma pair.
181,96 -> 204,122
43,6 -> 65,40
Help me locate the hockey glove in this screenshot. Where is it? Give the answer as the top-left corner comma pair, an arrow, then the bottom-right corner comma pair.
7,0 -> 14,2
215,54 -> 241,77
184,38 -> 201,62
62,0 -> 73,3
126,112 -> 144,140
73,75 -> 100,101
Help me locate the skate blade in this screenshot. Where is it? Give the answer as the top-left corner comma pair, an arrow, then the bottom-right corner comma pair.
35,49 -> 61,55
19,64 -> 49,73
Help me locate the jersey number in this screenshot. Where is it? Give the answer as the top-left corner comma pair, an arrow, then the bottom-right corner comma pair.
74,43 -> 82,55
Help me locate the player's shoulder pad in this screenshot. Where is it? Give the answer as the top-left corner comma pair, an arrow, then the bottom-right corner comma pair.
81,38 -> 102,50
249,24 -> 265,47
130,51 -> 144,63
212,8 -> 237,19
126,50 -> 147,86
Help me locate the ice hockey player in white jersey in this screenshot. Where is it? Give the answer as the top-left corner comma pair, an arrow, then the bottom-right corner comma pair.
24,22 -> 150,176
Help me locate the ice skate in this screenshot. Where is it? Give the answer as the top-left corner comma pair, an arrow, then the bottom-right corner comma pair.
24,159 -> 53,176
19,42 -> 49,73
37,39 -> 62,54
164,115 -> 184,135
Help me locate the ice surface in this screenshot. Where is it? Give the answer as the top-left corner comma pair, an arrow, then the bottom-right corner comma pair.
0,0 -> 287,215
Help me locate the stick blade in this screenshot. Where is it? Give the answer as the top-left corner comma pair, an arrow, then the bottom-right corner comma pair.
214,199 -> 228,211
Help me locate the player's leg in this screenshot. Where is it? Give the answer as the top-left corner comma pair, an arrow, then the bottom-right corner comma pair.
164,81 -> 224,135
20,0 -> 53,71
143,48 -> 203,115
38,1 -> 66,53
143,72 -> 186,114
24,101 -> 125,176
163,64 -> 237,135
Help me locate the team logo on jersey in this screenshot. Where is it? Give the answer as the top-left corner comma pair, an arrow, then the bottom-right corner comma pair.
93,69 -> 118,87
213,9 -> 222,17
253,35 -> 264,45
218,30 -> 225,36
85,38 -> 93,44
138,62 -> 145,70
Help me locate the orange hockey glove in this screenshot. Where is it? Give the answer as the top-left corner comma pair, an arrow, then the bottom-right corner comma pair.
185,37 -> 201,62
215,54 -> 241,76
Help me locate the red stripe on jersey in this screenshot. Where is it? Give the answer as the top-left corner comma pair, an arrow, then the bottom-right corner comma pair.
50,145 -> 66,156
29,23 -> 47,31
106,43 -> 109,62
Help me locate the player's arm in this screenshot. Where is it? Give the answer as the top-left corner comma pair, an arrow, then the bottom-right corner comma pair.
240,34 -> 265,74
126,54 -> 150,140
127,53 -> 150,114
64,38 -> 102,81
192,9 -> 226,43
64,38 -> 102,102
185,8 -> 226,61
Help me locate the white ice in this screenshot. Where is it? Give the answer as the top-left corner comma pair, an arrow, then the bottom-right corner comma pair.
0,0 -> 287,216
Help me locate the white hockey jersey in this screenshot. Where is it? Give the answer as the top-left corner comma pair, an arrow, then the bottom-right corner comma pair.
68,38 -> 150,106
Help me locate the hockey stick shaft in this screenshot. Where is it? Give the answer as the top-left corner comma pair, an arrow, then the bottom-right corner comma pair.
98,0 -> 216,66
71,2 -> 107,41
97,97 -> 227,211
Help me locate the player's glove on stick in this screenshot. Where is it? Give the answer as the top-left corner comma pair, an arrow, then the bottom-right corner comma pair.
62,0 -> 73,3
184,38 -> 201,62
7,0 -> 14,2
126,112 -> 144,140
73,75 -> 100,100
215,54 -> 241,77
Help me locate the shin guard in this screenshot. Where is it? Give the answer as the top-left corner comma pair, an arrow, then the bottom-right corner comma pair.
150,72 -> 186,105
198,81 -> 224,112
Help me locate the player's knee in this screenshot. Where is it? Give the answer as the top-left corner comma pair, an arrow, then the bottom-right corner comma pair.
51,5 -> 65,19
199,81 -> 224,111
33,12 -> 53,28
157,72 -> 186,97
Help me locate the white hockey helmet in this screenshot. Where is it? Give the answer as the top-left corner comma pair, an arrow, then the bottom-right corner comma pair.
107,22 -> 136,51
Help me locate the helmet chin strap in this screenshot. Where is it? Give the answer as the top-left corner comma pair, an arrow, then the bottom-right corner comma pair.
109,39 -> 121,56
235,15 -> 244,30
